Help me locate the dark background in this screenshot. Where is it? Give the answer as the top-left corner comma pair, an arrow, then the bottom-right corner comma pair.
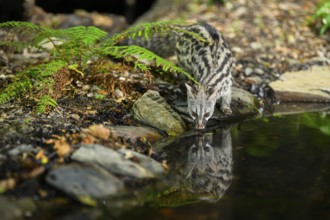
0,0 -> 156,23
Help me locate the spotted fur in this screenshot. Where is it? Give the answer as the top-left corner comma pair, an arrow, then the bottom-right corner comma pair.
176,23 -> 233,129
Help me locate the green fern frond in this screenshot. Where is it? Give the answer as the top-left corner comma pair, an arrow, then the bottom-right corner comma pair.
36,95 -> 58,113
55,26 -> 108,47
0,40 -> 45,51
104,45 -> 200,85
0,79 -> 32,104
108,20 -> 209,46
0,21 -> 57,47
109,20 -> 184,45
23,60 -> 68,79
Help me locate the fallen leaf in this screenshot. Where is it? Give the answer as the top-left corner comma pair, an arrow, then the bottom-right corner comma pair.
53,136 -> 72,157
86,124 -> 110,140
22,166 -> 46,179
35,149 -> 49,164
81,134 -> 96,144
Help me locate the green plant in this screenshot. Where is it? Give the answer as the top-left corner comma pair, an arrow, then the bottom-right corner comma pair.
0,20 -> 204,113
311,0 -> 330,35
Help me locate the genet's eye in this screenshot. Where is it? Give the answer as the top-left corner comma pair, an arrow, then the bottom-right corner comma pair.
191,111 -> 198,119
204,112 -> 210,118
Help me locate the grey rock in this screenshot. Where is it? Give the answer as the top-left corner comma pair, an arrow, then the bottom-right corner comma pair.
46,163 -> 124,199
0,196 -> 23,220
118,148 -> 164,176
254,68 -> 264,75
71,144 -> 156,178
15,197 -> 37,218
232,87 -> 257,106
131,90 -> 186,136
270,66 -> 330,102
244,67 -> 253,76
8,144 -> 34,156
108,125 -> 163,143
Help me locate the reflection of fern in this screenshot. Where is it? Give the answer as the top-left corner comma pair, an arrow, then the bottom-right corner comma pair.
0,20 -> 204,112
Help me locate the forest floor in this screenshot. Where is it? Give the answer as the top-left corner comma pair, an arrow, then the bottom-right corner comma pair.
0,0 -> 329,212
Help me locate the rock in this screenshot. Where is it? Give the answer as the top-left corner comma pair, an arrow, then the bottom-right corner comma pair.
0,196 -> 23,220
108,126 -> 163,143
229,87 -> 258,117
8,144 -> 35,156
232,87 -> 257,106
244,76 -> 263,85
46,163 -> 124,199
244,67 -> 253,76
118,148 -> 164,176
254,68 -> 264,75
15,198 -> 37,218
71,144 -> 158,179
269,66 -> 330,102
131,90 -> 186,136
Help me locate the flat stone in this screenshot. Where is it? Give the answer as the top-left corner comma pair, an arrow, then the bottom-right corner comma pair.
118,148 -> 164,176
8,144 -> 35,156
46,163 -> 124,199
131,90 -> 186,136
71,144 -> 156,178
231,87 -> 256,106
269,66 -> 330,102
108,126 -> 163,143
244,67 -> 253,76
0,196 -> 23,220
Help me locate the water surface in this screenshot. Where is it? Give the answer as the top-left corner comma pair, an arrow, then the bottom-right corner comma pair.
121,112 -> 330,220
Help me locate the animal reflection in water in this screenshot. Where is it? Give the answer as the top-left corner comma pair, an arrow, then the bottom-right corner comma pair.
184,128 -> 232,202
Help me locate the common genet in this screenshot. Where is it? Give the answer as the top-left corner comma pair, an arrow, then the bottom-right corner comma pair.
126,22 -> 233,129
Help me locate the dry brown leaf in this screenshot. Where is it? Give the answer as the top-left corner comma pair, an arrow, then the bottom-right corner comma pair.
22,166 -> 46,179
81,134 -> 96,144
35,149 -> 49,164
53,136 -> 72,157
86,124 -> 110,140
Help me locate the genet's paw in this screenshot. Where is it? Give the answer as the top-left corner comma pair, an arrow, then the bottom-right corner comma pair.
221,107 -> 232,115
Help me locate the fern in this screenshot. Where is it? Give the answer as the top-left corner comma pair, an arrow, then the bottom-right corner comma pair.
36,95 -> 58,113
0,79 -> 32,104
310,0 -> 330,35
25,60 -> 68,79
108,20 -> 209,45
0,20 -> 207,113
104,45 -> 200,85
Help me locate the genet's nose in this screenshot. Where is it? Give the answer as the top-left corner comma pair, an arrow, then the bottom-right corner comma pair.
195,122 -> 205,130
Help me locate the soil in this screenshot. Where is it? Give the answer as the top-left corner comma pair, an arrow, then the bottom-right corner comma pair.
0,0 -> 329,201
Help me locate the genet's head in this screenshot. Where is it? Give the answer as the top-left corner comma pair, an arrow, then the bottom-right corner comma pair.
185,83 -> 218,129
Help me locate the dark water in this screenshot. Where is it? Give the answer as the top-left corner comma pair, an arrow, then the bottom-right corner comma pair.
120,112 -> 330,220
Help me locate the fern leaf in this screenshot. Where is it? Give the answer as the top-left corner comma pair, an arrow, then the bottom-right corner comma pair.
54,26 -> 108,47
0,79 -> 32,104
23,60 -> 68,79
0,21 -> 56,47
36,95 -> 58,113
104,45 -> 200,85
107,20 -> 184,45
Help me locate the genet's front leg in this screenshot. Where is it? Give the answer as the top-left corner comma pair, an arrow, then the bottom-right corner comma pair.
220,90 -> 232,115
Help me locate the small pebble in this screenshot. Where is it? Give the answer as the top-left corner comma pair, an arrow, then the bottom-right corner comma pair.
114,88 -> 124,99
254,68 -> 264,75
244,67 -> 253,76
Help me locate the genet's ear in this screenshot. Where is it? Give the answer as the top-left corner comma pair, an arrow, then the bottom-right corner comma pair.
208,89 -> 218,101
185,83 -> 195,99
